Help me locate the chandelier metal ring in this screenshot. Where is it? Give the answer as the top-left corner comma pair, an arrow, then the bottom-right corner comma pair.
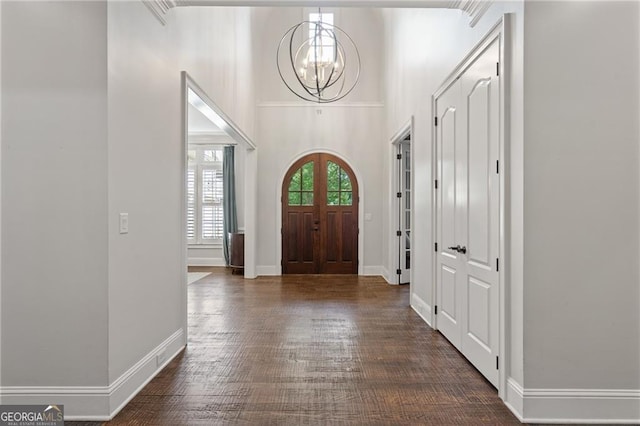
277,20 -> 361,104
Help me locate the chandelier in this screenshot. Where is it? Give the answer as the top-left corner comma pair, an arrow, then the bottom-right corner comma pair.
277,10 -> 361,103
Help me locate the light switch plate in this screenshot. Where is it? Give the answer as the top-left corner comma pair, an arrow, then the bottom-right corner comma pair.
364,213 -> 373,221
119,213 -> 129,234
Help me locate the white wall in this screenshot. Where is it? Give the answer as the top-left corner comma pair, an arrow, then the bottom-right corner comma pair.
253,8 -> 385,274
384,1 -> 640,422
1,0 -> 256,417
107,2 -> 256,383
1,0 -> 4,393
523,0 -> 640,392
382,1 -> 525,385
1,1 -> 109,387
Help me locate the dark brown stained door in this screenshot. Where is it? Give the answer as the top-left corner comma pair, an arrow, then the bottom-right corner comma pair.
282,153 -> 359,274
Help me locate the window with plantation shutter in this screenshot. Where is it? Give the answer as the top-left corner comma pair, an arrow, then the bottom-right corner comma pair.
187,168 -> 197,244
187,145 -> 224,245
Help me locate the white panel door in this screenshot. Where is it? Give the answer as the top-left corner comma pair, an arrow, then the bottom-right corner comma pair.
460,39 -> 500,387
436,79 -> 464,350
435,39 -> 500,387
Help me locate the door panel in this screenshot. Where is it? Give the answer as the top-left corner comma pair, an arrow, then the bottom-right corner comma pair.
436,38 -> 500,387
341,211 -> 354,261
440,264 -> 459,347
467,80 -> 492,267
460,39 -> 500,387
467,276 -> 491,350
436,79 -> 463,349
283,153 -> 358,274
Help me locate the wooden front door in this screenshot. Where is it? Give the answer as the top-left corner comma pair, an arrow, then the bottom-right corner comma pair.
282,153 -> 358,274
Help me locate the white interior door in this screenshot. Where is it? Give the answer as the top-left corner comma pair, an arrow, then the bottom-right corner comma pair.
436,39 -> 500,387
436,79 -> 464,349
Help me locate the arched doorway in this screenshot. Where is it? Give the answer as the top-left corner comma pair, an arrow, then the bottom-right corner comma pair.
282,152 -> 359,274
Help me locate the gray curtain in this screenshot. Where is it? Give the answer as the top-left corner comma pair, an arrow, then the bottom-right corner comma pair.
222,145 -> 238,266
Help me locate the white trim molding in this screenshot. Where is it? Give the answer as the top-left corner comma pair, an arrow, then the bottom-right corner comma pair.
380,266 -> 394,284
188,257 -> 225,267
0,329 -> 185,420
257,102 -> 384,109
147,0 -> 491,27
362,266 -> 384,276
256,265 -> 280,276
452,0 -> 494,27
410,293 -> 432,328
141,0 -> 176,25
505,378 -> 640,424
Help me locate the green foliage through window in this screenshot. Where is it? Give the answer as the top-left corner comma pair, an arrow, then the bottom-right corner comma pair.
288,161 -> 314,206
327,161 -> 352,206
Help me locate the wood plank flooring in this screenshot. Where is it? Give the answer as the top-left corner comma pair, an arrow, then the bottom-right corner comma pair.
69,269 -> 521,425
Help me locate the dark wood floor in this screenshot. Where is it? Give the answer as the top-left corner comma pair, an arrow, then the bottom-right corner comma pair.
70,269 -> 522,425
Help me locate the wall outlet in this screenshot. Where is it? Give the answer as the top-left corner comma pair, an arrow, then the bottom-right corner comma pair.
119,213 -> 129,234
156,348 -> 167,367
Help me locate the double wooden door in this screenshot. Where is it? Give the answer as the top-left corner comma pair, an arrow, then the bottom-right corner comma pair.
435,38 -> 500,387
282,153 -> 358,274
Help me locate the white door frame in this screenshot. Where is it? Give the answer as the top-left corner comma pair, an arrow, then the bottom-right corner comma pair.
180,71 -> 258,345
390,117 -> 414,285
431,16 -> 510,398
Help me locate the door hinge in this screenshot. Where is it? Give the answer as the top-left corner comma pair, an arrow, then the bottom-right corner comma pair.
496,258 -> 500,271
397,153 -> 402,160
434,116 -> 438,126
396,269 -> 402,275
496,160 -> 499,174
496,356 -> 499,369
397,192 -> 402,198
435,179 -> 438,189
396,230 -> 402,236
496,62 -> 500,76
434,242 -> 438,252
434,305 -> 438,315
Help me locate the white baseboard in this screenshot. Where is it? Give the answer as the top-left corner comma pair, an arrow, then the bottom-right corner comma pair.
504,377 -> 640,424
362,265 -> 383,276
410,292 -> 432,327
256,265 -> 280,276
504,377 -> 525,421
188,257 -> 225,267
0,386 -> 110,420
108,328 -> 185,420
255,265 -> 387,278
0,329 -> 185,420
380,266 -> 395,284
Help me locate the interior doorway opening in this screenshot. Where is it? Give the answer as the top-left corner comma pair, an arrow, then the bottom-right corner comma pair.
390,118 -> 413,285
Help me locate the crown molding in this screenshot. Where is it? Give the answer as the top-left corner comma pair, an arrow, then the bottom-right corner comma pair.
141,0 -> 177,26
168,0 -> 491,25
451,0 -> 493,27
141,0 -> 491,28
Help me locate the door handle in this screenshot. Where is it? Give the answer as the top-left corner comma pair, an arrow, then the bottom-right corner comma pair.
448,245 -> 467,254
